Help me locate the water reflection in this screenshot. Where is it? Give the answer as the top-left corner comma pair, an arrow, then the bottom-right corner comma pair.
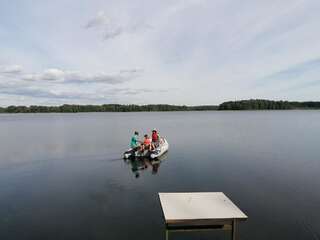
123,153 -> 168,178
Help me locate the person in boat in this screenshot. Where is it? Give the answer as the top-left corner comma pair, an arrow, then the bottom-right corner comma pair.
130,131 -> 141,151
142,134 -> 152,151
151,129 -> 160,149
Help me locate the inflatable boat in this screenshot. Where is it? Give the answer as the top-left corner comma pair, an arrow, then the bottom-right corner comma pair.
123,138 -> 169,159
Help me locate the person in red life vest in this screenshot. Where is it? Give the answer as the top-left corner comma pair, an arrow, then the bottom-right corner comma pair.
151,129 -> 160,149
142,134 -> 152,151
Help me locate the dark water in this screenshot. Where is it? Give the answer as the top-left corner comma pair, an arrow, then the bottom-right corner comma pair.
0,111 -> 319,240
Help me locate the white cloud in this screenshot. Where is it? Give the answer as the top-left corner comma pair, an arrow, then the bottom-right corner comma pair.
19,67 -> 142,84
0,64 -> 165,105
0,65 -> 23,74
85,11 -> 152,40
85,11 -> 110,29
42,68 -> 65,81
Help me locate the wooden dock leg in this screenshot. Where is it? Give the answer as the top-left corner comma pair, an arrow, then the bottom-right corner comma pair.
165,229 -> 169,240
232,219 -> 237,240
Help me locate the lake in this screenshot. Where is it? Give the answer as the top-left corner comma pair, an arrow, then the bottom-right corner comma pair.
0,111 -> 319,240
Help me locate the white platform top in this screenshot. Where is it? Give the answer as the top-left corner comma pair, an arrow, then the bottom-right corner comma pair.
159,192 -> 248,222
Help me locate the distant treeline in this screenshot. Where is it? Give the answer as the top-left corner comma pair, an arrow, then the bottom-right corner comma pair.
218,99 -> 320,110
0,104 -> 218,113
1,100 -> 319,113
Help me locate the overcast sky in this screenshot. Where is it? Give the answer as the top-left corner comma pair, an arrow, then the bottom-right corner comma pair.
0,0 -> 319,106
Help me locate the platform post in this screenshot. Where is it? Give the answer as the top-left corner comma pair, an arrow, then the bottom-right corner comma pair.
232,219 -> 237,240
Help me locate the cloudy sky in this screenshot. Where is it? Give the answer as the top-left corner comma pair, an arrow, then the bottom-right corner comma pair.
0,0 -> 319,106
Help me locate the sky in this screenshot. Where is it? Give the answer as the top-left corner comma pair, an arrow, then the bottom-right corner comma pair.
0,0 -> 319,106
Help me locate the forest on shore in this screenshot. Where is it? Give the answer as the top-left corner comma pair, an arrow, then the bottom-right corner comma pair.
0,100 -> 319,113
218,99 -> 320,110
0,104 -> 218,113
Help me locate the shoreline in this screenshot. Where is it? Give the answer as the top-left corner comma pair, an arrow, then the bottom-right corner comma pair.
1,99 -> 320,113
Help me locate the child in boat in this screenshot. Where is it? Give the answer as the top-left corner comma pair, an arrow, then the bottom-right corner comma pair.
142,134 -> 152,151
151,129 -> 160,149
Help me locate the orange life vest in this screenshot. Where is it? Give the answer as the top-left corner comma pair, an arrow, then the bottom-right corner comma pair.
144,138 -> 151,145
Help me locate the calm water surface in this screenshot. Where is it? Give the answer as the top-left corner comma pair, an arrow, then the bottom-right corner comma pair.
0,111 -> 319,240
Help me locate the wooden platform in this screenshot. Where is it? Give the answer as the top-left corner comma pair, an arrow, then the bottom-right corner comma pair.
158,192 -> 248,240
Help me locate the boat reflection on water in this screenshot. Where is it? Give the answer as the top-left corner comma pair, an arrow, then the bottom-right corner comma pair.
123,153 -> 168,178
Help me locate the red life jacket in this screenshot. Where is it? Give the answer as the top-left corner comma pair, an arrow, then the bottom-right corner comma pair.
152,132 -> 159,142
